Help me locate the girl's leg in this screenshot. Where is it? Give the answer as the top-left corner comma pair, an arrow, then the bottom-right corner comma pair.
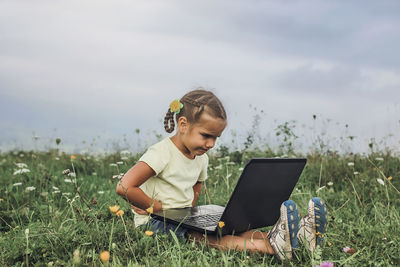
188,231 -> 274,254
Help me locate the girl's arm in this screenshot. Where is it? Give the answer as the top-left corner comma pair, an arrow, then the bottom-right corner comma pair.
192,182 -> 203,207
116,161 -> 163,212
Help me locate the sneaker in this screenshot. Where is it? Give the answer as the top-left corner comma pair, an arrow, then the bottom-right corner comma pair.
298,197 -> 328,252
268,200 -> 300,260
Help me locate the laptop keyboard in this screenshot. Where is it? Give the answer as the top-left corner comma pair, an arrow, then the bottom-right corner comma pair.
180,213 -> 222,227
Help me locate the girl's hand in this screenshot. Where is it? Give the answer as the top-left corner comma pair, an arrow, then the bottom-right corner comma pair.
131,205 -> 148,215
131,200 -> 162,215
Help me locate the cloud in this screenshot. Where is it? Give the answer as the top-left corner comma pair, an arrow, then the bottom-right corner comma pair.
0,0 -> 399,152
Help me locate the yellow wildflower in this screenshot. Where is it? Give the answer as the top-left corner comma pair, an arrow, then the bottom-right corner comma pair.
388,176 -> 392,181
146,207 -> 153,214
169,99 -> 183,114
0,198 -> 4,202
99,250 -> 110,263
116,210 -> 124,217
70,155 -> 76,160
218,221 -> 225,228
109,205 -> 120,213
145,230 -> 154,236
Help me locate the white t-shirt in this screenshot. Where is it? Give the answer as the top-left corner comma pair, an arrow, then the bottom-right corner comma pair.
134,137 -> 208,227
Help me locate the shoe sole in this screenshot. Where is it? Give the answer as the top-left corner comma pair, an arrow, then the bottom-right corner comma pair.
283,200 -> 300,250
310,197 -> 328,245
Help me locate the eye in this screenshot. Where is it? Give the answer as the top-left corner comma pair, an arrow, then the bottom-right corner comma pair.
201,133 -> 212,138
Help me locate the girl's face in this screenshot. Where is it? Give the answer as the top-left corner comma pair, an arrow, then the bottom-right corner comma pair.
180,112 -> 227,158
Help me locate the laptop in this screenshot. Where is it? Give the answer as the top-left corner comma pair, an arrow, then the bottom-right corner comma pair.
151,158 -> 306,235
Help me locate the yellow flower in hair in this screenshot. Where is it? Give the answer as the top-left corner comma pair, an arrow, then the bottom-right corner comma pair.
218,221 -> 225,228
170,99 -> 183,114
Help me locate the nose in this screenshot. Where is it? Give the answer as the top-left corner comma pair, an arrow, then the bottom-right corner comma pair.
206,138 -> 215,149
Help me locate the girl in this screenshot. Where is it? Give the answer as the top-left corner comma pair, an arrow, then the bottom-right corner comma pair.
116,89 -> 327,260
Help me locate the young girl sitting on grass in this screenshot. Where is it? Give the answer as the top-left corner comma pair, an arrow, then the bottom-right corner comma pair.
116,89 -> 327,260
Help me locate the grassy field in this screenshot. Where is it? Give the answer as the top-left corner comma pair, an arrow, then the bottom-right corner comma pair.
0,146 -> 399,266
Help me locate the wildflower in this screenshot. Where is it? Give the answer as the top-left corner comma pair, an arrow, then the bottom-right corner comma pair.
40,192 -> 48,197
70,155 -> 76,160
109,205 -> 120,213
73,249 -> 80,264
62,169 -> 71,175
327,241 -> 332,247
316,186 -> 326,193
99,251 -> 110,263
353,171 -> 359,175
377,178 -> 385,186
0,198 -> 4,202
109,163 -> 118,167
116,210 -> 124,217
68,172 -> 76,178
116,161 -> 123,165
13,182 -> 22,187
146,207 -> 153,214
92,172 -> 97,176
64,179 -> 73,183
327,182 -> 333,186
315,262 -> 334,267
55,157 -> 60,161
120,150 -> 131,156
121,156 -> 128,161
53,186 -> 59,191
388,176 -> 392,181
25,186 -> 36,192
218,221 -> 225,228
62,192 -> 71,196
98,191 -> 104,194
145,230 -> 154,236
375,157 -> 384,161
347,162 -> 354,166
112,173 -> 124,179
15,163 -> 28,168
13,168 -> 30,175
343,246 -> 356,254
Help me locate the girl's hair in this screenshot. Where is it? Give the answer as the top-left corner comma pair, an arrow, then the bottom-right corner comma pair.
164,89 -> 227,133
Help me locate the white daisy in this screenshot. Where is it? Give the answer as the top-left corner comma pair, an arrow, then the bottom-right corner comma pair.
377,178 -> 385,186
13,168 -> 30,175
15,163 -> 28,168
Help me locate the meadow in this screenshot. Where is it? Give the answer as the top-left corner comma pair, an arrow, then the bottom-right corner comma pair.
0,134 -> 399,266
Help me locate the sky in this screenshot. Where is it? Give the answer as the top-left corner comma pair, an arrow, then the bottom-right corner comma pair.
1,0 -> 399,154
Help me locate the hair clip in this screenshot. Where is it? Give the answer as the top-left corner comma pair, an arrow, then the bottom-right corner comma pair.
170,99 -> 184,114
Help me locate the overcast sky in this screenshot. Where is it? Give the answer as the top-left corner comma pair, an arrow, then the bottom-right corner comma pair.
1,0 -> 399,153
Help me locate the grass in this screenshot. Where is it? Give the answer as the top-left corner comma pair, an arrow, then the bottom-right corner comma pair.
0,147 -> 399,266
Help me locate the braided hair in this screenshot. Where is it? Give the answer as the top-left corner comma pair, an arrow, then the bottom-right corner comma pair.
163,89 -> 227,133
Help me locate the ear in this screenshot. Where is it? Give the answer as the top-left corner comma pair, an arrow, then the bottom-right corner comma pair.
177,116 -> 188,134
